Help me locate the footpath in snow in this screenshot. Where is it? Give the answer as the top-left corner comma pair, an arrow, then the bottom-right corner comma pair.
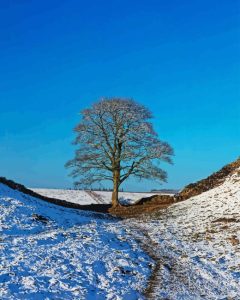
125,167 -> 240,299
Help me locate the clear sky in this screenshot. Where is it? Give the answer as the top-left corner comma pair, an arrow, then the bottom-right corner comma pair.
0,0 -> 239,191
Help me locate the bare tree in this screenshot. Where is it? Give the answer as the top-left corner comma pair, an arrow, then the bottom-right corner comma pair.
66,98 -> 174,207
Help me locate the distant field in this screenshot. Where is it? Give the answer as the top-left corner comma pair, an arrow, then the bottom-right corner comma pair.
31,189 -> 172,205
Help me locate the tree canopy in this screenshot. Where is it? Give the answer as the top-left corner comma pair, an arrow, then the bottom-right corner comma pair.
66,98 -> 174,206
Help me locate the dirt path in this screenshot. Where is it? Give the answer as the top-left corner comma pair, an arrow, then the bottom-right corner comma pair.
127,219 -> 224,299
126,219 -> 201,299
122,220 -> 163,299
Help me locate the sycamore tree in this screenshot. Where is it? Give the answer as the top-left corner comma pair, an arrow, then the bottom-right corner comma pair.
66,98 -> 174,207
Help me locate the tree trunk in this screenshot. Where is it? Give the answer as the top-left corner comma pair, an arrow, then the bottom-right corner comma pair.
112,170 -> 120,207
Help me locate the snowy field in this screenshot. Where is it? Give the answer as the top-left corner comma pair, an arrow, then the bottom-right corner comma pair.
0,184 -> 152,299
31,189 -> 167,205
1,168 -> 239,299
124,167 -> 240,299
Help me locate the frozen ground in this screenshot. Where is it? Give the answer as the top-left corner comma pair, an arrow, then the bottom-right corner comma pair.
124,167 -> 240,299
31,189 -> 167,205
2,168 -> 239,299
0,184 -> 152,299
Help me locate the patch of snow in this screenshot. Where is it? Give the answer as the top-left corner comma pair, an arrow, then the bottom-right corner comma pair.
0,183 -> 152,299
31,189 -> 170,205
124,168 -> 240,299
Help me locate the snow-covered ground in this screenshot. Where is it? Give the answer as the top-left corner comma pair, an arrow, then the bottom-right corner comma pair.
124,167 -> 240,299
2,168 -> 239,299
0,184 -> 152,299
31,189 -> 167,205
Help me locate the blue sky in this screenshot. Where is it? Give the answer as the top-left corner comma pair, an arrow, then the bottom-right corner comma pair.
0,0 -> 239,191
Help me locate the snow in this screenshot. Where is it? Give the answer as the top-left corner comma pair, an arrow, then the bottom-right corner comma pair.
31,188 -> 98,205
0,183 -> 152,299
124,167 -> 240,299
31,189 -> 167,205
2,167 -> 240,299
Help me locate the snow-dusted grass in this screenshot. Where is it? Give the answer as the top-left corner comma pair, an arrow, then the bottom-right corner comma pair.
125,168 -> 240,299
0,184 -> 152,299
2,169 -> 239,299
32,188 -> 98,205
31,189 -> 166,205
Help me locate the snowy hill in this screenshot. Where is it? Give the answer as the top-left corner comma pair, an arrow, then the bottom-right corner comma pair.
1,161 -> 239,299
31,188 -> 167,205
126,165 -> 240,299
0,182 -> 152,299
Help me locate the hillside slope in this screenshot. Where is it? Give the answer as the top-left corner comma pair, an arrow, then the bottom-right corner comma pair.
112,158 -> 240,218
179,158 -> 240,199
0,177 -> 112,213
125,164 -> 240,299
0,182 -> 152,299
